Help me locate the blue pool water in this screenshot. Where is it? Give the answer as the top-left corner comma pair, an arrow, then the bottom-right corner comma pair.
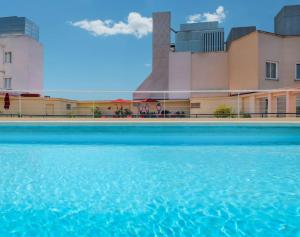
0,123 -> 300,237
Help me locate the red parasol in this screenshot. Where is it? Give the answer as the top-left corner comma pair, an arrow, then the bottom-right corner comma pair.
4,93 -> 10,110
111,99 -> 132,103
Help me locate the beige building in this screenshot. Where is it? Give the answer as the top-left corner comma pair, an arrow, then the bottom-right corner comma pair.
135,5 -> 300,117
0,93 -> 190,118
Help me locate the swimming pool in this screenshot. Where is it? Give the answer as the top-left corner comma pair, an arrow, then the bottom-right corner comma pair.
0,123 -> 299,236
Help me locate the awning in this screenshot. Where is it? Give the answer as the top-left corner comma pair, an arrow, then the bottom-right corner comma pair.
142,98 -> 158,103
134,98 -> 158,103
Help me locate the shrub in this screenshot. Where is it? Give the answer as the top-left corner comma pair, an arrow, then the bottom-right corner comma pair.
93,107 -> 102,118
115,108 -> 132,117
213,104 -> 234,118
161,110 -> 170,115
241,112 -> 251,118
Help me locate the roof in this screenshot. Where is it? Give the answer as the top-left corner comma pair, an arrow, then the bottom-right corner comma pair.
275,5 -> 300,18
227,29 -> 300,48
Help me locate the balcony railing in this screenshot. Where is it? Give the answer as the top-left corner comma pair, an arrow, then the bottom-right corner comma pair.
0,89 -> 299,119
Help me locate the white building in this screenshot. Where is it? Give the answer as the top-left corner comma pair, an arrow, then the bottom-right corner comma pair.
0,17 -> 43,92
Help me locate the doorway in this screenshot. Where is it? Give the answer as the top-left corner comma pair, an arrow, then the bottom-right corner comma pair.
46,104 -> 54,116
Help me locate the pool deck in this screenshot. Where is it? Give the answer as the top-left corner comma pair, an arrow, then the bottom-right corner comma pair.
0,117 -> 300,124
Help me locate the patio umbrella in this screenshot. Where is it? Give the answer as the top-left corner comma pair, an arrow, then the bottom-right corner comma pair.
111,99 -> 132,112
111,99 -> 132,103
4,93 -> 10,110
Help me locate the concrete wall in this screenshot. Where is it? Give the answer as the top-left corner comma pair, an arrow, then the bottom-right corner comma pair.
168,52 -> 191,99
190,96 -> 238,115
0,35 -> 43,91
258,33 -> 300,89
191,52 -> 228,97
0,95 -> 76,116
168,51 -> 228,99
228,32 -> 259,90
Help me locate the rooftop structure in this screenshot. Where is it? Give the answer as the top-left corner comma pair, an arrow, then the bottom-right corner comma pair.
0,16 -> 39,41
0,16 -> 43,92
175,21 -> 225,53
134,12 -> 171,99
275,5 -> 300,36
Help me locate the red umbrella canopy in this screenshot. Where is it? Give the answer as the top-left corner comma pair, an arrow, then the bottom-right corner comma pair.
142,98 -> 158,103
4,93 -> 10,110
111,98 -> 132,103
134,98 -> 158,103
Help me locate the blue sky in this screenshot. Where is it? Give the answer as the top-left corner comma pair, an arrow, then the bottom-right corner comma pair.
1,0 -> 300,95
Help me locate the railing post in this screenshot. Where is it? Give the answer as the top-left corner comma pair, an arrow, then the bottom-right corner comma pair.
163,92 -> 166,119
237,92 -> 240,118
92,100 -> 95,119
18,94 -> 22,117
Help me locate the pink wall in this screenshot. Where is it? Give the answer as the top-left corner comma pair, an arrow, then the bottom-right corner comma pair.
0,35 -> 43,92
191,52 -> 228,90
228,32 -> 259,90
168,52 -> 191,99
191,52 -> 229,98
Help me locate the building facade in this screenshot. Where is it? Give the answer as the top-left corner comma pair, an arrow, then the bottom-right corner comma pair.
135,5 -> 300,116
0,17 -> 43,92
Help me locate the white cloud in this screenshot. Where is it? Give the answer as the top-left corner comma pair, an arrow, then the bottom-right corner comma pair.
187,6 -> 226,23
70,12 -> 153,39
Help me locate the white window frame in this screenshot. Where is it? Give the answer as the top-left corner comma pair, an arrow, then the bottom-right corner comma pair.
4,52 -> 12,64
296,63 -> 300,81
265,61 -> 279,80
3,78 -> 12,90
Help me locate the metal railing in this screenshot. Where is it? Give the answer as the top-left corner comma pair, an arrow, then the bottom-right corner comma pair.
0,89 -> 299,119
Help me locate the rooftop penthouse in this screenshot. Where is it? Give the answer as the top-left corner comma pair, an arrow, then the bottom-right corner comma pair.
175,21 -> 225,53
0,16 -> 43,92
0,16 -> 39,41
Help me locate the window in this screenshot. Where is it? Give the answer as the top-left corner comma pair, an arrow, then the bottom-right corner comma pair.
66,104 -> 71,110
3,78 -> 12,90
191,103 -> 201,108
4,52 -> 12,64
265,61 -> 278,80
296,64 -> 300,80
